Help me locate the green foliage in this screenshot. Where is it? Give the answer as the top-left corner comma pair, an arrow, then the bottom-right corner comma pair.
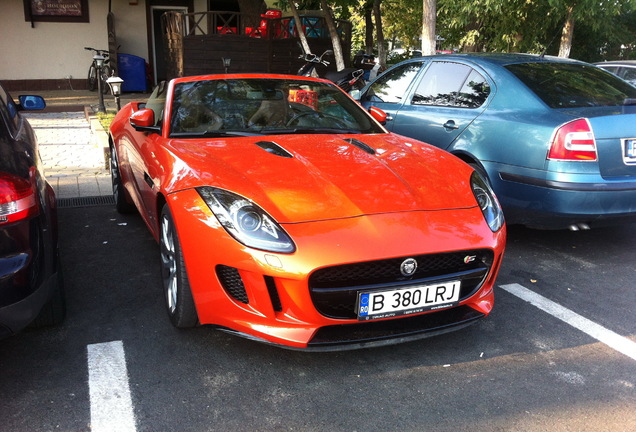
279,0 -> 636,62
570,8 -> 636,61
386,50 -> 416,65
96,111 -> 116,131
436,0 -> 636,60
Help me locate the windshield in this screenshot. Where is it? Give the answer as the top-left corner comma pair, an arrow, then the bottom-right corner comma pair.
169,77 -> 384,137
506,62 -> 636,109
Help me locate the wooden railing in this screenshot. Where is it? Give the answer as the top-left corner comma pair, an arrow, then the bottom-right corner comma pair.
160,10 -> 351,79
162,10 -> 350,41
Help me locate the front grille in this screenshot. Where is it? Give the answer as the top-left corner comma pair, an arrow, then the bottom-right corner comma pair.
309,249 -> 493,319
216,265 -> 249,304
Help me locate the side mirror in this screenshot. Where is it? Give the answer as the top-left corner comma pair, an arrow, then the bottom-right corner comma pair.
368,106 -> 388,125
130,109 -> 161,134
349,89 -> 361,100
17,95 -> 46,111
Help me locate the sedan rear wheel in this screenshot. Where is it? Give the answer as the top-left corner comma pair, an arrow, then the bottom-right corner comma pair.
160,205 -> 198,328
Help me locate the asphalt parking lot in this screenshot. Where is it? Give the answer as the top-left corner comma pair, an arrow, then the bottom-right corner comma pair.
1,202 -> 635,432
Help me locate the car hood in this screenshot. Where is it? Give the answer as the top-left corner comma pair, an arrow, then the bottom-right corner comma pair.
163,133 -> 478,223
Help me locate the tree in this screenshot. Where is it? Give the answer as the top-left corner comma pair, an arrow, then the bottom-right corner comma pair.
438,0 -> 554,53
373,0 -> 387,69
437,0 -> 636,59
279,0 -> 353,69
363,0 -> 374,54
321,0 -> 347,69
549,0 -> 629,58
288,1 -> 312,56
421,0 -> 436,55
558,4 -> 575,57
570,6 -> 636,61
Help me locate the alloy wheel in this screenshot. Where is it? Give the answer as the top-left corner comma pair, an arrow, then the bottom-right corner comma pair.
161,214 -> 178,315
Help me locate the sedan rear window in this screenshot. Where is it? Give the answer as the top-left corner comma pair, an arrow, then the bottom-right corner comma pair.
506,62 -> 636,109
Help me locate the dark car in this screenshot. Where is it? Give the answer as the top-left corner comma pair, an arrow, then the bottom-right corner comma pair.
596,60 -> 636,87
357,53 -> 636,230
0,83 -> 64,338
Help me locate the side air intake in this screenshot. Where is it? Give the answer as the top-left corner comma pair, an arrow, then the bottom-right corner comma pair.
216,265 -> 249,304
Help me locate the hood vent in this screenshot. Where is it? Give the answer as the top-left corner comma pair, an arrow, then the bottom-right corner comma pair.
254,141 -> 293,158
343,138 -> 376,155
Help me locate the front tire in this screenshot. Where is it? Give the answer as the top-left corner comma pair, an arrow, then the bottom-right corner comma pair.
468,161 -> 492,187
160,205 -> 198,328
110,145 -> 135,214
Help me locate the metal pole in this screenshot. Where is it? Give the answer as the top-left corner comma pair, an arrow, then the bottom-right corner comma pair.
97,63 -> 106,113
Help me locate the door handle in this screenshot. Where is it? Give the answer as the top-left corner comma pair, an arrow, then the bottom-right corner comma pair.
386,115 -> 394,122
443,120 -> 459,130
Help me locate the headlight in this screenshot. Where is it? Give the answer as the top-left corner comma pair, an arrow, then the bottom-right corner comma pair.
471,171 -> 504,232
197,187 -> 296,253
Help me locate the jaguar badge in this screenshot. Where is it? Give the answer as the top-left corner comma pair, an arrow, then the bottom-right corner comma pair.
400,258 -> 418,277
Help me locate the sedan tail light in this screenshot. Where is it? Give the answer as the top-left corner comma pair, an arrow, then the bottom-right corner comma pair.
0,172 -> 39,225
548,118 -> 597,161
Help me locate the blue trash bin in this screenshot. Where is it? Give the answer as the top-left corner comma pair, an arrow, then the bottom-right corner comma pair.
117,54 -> 147,92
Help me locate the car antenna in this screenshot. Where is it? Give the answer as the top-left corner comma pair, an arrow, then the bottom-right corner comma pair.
540,28 -> 562,58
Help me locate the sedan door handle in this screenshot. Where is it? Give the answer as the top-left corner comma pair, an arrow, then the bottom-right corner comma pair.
385,115 -> 394,122
443,120 -> 459,130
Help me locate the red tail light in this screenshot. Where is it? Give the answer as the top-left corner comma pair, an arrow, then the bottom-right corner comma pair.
0,172 -> 39,225
548,118 -> 597,161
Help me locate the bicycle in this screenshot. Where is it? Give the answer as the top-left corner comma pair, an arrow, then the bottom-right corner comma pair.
85,47 -> 112,93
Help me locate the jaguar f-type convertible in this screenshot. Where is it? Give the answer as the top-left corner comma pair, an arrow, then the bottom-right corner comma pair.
108,74 -> 506,350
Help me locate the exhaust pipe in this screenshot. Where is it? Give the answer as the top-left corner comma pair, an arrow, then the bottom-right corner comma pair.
568,223 -> 591,231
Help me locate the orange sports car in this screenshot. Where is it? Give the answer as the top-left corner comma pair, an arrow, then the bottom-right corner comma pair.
108,74 -> 506,350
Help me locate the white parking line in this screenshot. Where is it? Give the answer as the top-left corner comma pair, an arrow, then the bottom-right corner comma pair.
87,340 -> 137,432
500,283 -> 636,361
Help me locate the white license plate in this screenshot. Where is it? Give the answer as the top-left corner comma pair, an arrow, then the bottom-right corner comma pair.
624,138 -> 636,164
357,281 -> 461,321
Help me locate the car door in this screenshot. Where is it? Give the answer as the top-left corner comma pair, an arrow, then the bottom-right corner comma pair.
389,61 -> 492,150
122,84 -> 167,224
360,61 -> 426,131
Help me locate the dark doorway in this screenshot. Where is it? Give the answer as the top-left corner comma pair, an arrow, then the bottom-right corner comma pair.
208,0 -> 240,12
209,0 -> 241,32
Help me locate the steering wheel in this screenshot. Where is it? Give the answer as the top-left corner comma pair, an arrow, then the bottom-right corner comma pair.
286,111 -> 347,128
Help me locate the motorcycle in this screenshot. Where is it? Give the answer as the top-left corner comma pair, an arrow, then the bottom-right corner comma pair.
297,50 -> 366,92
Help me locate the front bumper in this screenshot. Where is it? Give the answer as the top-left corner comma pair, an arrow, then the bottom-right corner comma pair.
167,189 -> 506,349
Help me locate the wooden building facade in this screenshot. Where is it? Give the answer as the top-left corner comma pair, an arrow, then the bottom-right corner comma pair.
161,10 -> 352,80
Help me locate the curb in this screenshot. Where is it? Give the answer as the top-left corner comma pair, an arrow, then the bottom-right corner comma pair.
85,106 -> 111,170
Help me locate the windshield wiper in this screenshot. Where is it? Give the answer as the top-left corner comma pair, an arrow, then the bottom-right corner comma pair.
170,130 -> 262,138
257,128 -> 362,135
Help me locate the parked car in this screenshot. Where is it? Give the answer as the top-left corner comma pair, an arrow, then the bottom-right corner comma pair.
108,74 -> 506,350
356,53 -> 636,230
0,83 -> 64,339
595,60 -> 636,87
